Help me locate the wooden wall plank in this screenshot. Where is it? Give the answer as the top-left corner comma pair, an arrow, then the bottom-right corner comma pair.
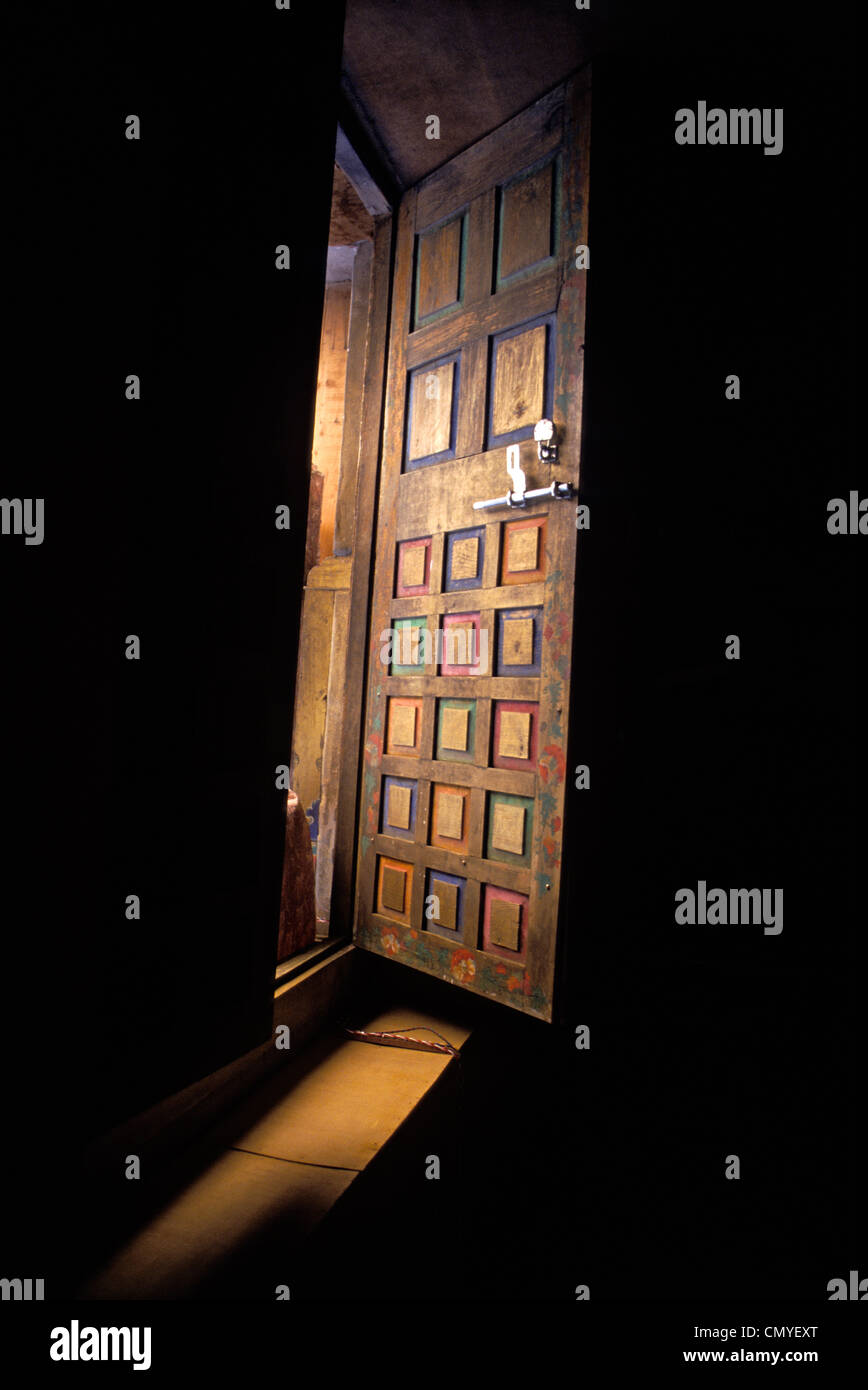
332,225 -> 393,933
313,587 -> 350,930
312,283 -> 351,561
334,239 -> 373,558
289,586 -> 334,832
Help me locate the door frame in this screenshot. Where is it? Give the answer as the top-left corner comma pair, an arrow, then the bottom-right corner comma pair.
276,123 -> 395,976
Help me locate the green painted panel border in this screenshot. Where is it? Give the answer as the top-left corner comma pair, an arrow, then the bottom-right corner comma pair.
435,697 -> 477,764
390,616 -> 429,676
485,791 -> 535,867
494,153 -> 562,293
413,210 -> 468,330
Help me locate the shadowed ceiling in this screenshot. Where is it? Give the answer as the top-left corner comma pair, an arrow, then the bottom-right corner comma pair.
341,0 -> 596,190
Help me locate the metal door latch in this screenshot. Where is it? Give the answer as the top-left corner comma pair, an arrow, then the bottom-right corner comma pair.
534,417 -> 558,462
474,426 -> 573,512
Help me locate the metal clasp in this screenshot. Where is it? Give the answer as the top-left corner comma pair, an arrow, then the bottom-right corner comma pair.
534,417 -> 558,462
473,434 -> 573,512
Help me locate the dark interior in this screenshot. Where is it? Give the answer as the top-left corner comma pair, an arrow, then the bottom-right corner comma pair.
3,0 -> 853,1311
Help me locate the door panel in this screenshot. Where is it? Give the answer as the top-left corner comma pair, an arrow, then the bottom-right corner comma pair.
354,73 -> 590,1020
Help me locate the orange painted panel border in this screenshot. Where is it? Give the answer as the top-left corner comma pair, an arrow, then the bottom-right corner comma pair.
396,537 -> 432,596
429,782 -> 471,855
482,884 -> 529,961
376,855 -> 413,925
500,516 -> 547,585
386,697 -> 424,757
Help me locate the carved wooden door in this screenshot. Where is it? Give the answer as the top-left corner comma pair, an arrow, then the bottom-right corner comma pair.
353,74 -> 590,1020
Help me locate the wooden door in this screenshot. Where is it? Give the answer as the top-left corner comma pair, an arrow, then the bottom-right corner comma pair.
353,74 -> 590,1021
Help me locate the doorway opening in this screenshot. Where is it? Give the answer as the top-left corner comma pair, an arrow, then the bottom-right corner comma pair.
275,135 -> 392,973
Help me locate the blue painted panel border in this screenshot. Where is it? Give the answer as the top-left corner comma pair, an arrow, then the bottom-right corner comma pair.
495,605 -> 543,676
424,868 -> 467,943
486,313 -> 556,452
403,350 -> 462,471
381,776 -> 419,842
444,525 -> 486,591
413,208 -> 468,330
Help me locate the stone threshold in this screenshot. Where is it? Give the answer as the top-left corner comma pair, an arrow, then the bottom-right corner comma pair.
79,994 -> 471,1299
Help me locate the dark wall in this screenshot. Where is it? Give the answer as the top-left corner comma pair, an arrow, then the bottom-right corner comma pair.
3,0 -> 346,1263
556,37 -> 854,1298
3,0 -> 855,1305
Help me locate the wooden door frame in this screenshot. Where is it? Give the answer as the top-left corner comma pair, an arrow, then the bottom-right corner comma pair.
269,126 -> 395,1045
275,124 -> 394,977
327,215 -> 394,934
318,129 -> 395,940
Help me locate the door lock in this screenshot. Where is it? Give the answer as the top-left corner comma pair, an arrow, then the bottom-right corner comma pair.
473,426 -> 574,512
534,417 -> 558,462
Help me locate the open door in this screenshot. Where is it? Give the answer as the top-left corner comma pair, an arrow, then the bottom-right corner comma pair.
353,73 -> 590,1020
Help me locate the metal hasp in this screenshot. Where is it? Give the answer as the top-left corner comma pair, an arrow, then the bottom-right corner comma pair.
534,417 -> 558,462
473,423 -> 574,512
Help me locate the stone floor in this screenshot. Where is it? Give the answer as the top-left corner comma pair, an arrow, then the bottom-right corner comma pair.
80,1007 -> 470,1300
